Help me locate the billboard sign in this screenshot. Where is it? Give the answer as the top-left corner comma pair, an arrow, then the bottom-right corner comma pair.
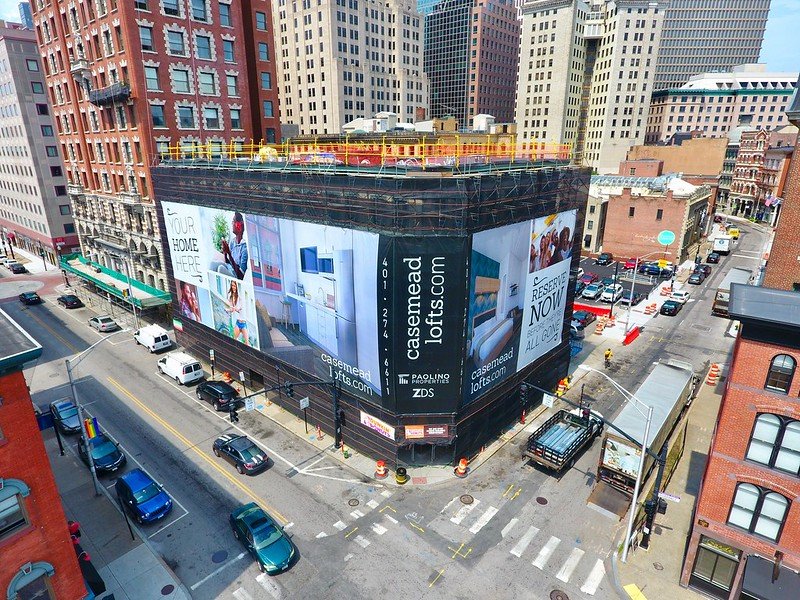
404,424 -> 450,440
360,411 -> 396,440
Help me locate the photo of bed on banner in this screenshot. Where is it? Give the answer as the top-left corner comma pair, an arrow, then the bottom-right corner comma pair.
463,209 -> 577,403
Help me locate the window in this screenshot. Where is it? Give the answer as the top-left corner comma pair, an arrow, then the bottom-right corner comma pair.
727,483 -> 789,541
262,100 -> 274,118
177,106 -> 195,128
54,185 -> 67,196
198,72 -> 216,95
31,81 -> 44,94
196,35 -> 212,59
191,0 -> 207,20
41,125 -> 54,136
172,69 -> 190,93
765,354 -> 795,393
226,74 -> 238,96
135,0 -> 148,9
747,414 -> 800,475
46,146 -> 58,157
64,223 -> 75,234
656,209 -> 663,221
258,42 -> 269,60
150,104 -> 166,127
230,108 -> 241,129
167,31 -> 186,55
223,39 -> 234,62
628,206 -> 635,218
203,107 -> 220,129
260,72 -> 272,90
144,66 -> 159,91
265,128 -> 276,143
0,481 -> 30,541
59,204 -> 71,215
36,103 -> 48,115
162,0 -> 179,16
256,11 -> 267,30
219,2 -> 231,26
587,220 -> 593,230
139,25 -> 154,51
26,59 -> 39,71
50,166 -> 63,177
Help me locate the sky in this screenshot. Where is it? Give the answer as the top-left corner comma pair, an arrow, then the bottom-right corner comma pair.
0,0 -> 796,72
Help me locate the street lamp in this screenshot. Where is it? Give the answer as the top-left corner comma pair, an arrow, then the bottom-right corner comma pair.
66,328 -> 129,496
577,365 -> 653,564
625,251 -> 671,334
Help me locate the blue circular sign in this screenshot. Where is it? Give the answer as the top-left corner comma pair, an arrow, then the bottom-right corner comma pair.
657,230 -> 676,246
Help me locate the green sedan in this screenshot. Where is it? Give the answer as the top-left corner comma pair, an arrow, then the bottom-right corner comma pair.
230,503 -> 295,574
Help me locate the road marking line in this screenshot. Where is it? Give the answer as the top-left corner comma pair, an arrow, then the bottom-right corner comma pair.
190,552 -> 246,590
148,511 -> 188,539
450,499 -> 480,525
354,535 -> 370,548
380,490 -> 392,498
345,527 -> 358,538
447,542 -> 472,559
501,518 -> 518,539
25,308 -> 79,352
440,496 -> 460,514
510,526 -> 539,557
343,553 -> 353,562
256,573 -> 283,599
283,522 -> 294,529
379,504 -> 396,513
316,532 -> 328,538
384,515 -> 398,524
469,506 -> 499,534
350,509 -> 365,519
532,536 -> 561,570
556,547 -> 585,582
366,499 -> 380,509
502,484 -> 514,498
333,521 -> 347,531
409,522 -> 425,533
371,523 -> 387,535
232,588 -> 253,600
580,559 -> 606,595
429,569 -> 445,588
107,377 -> 288,524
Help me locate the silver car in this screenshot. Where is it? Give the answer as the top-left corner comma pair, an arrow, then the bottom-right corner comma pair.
88,315 -> 119,332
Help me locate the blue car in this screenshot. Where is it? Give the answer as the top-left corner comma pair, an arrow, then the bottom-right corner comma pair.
50,399 -> 81,435
115,468 -> 173,524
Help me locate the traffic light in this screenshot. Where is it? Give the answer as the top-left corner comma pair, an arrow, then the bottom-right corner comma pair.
644,499 -> 658,518
285,384 -> 294,398
229,406 -> 239,423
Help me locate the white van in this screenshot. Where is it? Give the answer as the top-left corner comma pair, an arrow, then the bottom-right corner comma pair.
157,352 -> 204,385
133,325 -> 172,353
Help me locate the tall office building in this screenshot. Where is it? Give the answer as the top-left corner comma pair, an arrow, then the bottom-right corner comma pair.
273,0 -> 428,136
515,0 -> 667,173
30,0 -> 280,292
0,22 -> 76,266
653,0 -> 771,92
18,2 -> 33,29
425,0 -> 520,124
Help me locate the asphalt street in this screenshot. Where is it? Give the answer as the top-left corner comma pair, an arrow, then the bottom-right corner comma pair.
0,220 -> 767,600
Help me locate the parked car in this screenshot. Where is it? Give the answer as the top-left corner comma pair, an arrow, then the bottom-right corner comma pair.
57,294 -> 84,309
623,258 -> 638,270
642,264 -> 673,278
158,352 -> 204,385
660,300 -> 683,316
595,252 -> 614,266
572,310 -> 597,328
638,261 -> 656,274
574,280 -> 587,296
619,291 -> 644,306
600,277 -> 616,287
576,267 -> 585,280
687,273 -> 705,285
77,433 -> 126,474
88,315 -> 119,333
569,323 -> 585,340
196,380 -> 240,411
230,503 -> 295,574
18,292 -> 42,305
50,399 -> 82,435
133,325 -> 172,353
213,434 -> 269,475
600,284 -> 624,303
115,468 -> 173,524
580,272 -> 599,285
670,290 -> 691,304
9,262 -> 27,274
581,283 -> 606,300
706,252 -> 721,264
693,264 -> 712,277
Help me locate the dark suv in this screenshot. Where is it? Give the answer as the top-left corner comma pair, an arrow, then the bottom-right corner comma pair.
595,252 -> 614,266
196,381 -> 240,411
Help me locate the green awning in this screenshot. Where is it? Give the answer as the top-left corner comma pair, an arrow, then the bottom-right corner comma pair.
59,253 -> 171,308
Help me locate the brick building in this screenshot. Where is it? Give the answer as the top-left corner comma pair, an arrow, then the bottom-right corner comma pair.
30,0 -> 280,293
0,309 -> 86,600
680,285 -> 800,599
626,137 -> 728,179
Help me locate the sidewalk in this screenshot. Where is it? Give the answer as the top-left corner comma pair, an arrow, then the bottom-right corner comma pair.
3,244 -> 56,275
611,369 -> 724,599
43,429 -> 191,600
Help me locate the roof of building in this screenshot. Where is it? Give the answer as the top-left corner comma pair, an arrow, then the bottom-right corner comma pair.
787,76 -> 800,124
729,284 -> 800,328
590,173 -> 700,196
679,63 -> 798,92
0,307 -> 42,375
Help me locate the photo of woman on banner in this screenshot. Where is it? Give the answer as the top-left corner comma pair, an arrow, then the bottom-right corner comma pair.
529,213 -> 574,273
208,211 -> 249,280
224,280 -> 249,345
177,280 -> 202,322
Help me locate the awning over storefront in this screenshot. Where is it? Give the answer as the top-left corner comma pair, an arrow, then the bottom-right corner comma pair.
741,555 -> 799,600
59,253 -> 171,309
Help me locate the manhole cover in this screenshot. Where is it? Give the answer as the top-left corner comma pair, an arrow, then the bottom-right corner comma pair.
536,496 -> 548,505
211,550 -> 228,564
460,494 -> 474,505
550,590 -> 570,600
654,562 -> 664,571
161,584 -> 175,595
348,498 -> 360,507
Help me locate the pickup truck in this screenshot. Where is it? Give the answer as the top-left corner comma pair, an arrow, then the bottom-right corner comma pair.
524,408 -> 604,472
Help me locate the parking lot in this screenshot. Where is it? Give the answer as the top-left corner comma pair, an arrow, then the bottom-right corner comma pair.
574,255 -> 668,310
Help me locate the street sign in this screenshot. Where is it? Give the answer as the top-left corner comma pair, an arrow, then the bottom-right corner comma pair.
658,491 -> 681,503
238,371 -> 245,382
209,349 -> 215,360
658,259 -> 668,269
657,230 -> 676,246
542,393 -> 555,408
245,397 -> 255,412
299,397 -> 310,410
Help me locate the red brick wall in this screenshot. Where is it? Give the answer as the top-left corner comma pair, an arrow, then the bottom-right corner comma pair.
602,188 -> 685,259
0,371 -> 85,600
618,159 -> 663,177
763,136 -> 800,290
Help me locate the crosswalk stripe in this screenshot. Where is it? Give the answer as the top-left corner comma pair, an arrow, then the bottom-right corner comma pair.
372,523 -> 388,535
344,553 -> 354,562
315,532 -> 328,538
450,499 -> 481,524
532,536 -> 560,569
354,535 -> 370,548
350,509 -> 365,519
333,521 -> 347,531
440,496 -> 460,514
556,547 -> 585,582
232,588 -> 253,600
256,573 -> 283,599
469,506 -> 499,534
384,515 -> 398,524
580,559 -> 606,595
510,526 -> 539,557
501,518 -> 518,539
380,490 -> 392,498
366,499 -> 380,509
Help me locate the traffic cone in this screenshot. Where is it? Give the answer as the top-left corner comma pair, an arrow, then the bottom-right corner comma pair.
316,425 -> 324,440
454,457 -> 469,478
375,460 -> 388,479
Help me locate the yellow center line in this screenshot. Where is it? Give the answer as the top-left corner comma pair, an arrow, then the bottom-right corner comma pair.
429,569 -> 445,588
344,527 -> 358,538
409,522 -> 425,533
25,309 -> 79,353
107,376 -> 288,524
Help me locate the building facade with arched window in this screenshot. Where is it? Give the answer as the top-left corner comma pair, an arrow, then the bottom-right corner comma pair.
681,284 -> 800,599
